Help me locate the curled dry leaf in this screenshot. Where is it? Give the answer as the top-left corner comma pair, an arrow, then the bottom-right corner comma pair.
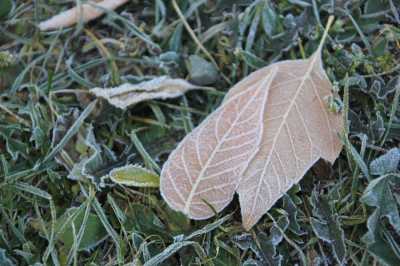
38,0 -> 129,31
90,76 -> 204,109
160,17 -> 344,230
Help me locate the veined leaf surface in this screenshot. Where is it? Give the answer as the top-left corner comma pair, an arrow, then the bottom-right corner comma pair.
160,69 -> 277,219
161,17 -> 343,228
235,52 -> 343,229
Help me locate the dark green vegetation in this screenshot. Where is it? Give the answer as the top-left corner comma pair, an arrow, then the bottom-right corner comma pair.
1,0 -> 400,265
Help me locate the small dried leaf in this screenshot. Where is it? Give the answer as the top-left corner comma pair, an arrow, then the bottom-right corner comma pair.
90,76 -> 203,109
38,0 -> 129,31
109,164 -> 160,187
160,18 -> 343,229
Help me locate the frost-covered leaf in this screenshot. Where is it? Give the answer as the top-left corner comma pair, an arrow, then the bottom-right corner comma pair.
232,233 -> 255,251
160,17 -> 343,229
109,164 -> 160,187
261,2 -> 277,37
310,190 -> 346,264
370,148 -> 400,175
361,175 -> 400,265
52,111 -> 116,189
361,211 -> 400,266
256,215 -> 289,266
371,111 -> 385,141
143,216 -> 230,266
361,175 -> 400,233
0,124 -> 28,160
232,215 -> 288,265
91,76 -> 204,109
20,102 -> 51,149
38,0 -> 129,31
283,195 -> 305,235
55,206 -> 107,251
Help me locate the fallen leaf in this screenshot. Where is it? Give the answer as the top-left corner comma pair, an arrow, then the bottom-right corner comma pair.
160,16 -> 343,229
38,0 -> 129,31
51,110 -> 116,189
109,164 -> 160,187
90,76 -> 205,109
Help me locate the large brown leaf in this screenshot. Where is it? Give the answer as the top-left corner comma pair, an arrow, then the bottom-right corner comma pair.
160,18 -> 343,229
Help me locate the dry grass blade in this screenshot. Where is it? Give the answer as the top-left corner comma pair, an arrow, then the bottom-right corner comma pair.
38,0 -> 129,31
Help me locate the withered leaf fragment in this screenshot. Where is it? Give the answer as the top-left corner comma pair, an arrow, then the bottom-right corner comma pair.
38,0 -> 129,31
90,76 -> 204,109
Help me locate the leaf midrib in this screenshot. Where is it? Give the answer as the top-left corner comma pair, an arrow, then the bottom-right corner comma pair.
183,72 -> 274,215
248,54 -> 324,216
